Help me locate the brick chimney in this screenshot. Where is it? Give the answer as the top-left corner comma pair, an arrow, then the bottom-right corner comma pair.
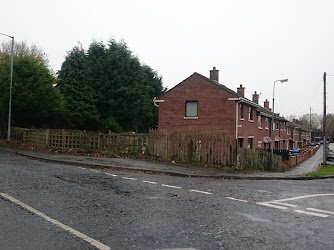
252,91 -> 259,104
264,99 -> 270,109
209,67 -> 219,82
237,84 -> 245,97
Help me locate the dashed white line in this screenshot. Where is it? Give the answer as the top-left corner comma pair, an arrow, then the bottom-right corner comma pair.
105,173 -> 118,177
294,209 -> 329,218
306,208 -> 334,215
142,180 -> 158,185
77,167 -> 86,170
190,190 -> 213,195
89,169 -> 101,173
225,197 -> 248,203
0,193 -> 110,250
161,184 -> 182,189
121,177 -> 137,181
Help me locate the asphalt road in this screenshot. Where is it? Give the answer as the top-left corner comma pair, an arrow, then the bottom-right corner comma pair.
0,150 -> 333,250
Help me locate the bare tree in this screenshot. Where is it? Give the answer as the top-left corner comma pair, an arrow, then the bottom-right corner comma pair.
0,40 -> 49,66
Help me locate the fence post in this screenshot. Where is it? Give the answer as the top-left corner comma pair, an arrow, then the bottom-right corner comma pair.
62,129 -> 65,149
45,129 -> 49,147
98,132 -> 101,150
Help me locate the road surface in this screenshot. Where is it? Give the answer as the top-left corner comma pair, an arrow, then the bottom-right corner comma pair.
0,151 -> 333,249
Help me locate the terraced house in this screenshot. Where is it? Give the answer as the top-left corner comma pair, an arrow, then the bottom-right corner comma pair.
155,67 -> 311,150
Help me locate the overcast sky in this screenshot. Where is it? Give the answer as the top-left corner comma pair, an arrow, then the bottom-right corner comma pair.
1,0 -> 334,119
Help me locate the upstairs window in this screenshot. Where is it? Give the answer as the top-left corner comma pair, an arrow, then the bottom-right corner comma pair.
185,101 -> 198,117
240,103 -> 244,119
258,115 -> 262,128
249,107 -> 253,121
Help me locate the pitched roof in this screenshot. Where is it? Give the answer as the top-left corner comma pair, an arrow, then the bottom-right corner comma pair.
158,72 -> 240,99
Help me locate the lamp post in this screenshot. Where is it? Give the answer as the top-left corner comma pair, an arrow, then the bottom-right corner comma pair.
271,78 -> 288,170
0,32 -> 14,144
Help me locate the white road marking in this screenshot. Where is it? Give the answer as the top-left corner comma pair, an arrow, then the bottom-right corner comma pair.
0,193 -> 110,250
306,208 -> 334,215
268,193 -> 334,203
77,167 -> 86,170
190,190 -> 213,195
294,209 -> 329,218
89,169 -> 101,173
161,184 -> 182,189
256,202 -> 288,210
142,180 -> 158,184
257,194 -> 334,212
225,197 -> 248,203
105,173 -> 118,177
121,177 -> 137,181
272,201 -> 298,207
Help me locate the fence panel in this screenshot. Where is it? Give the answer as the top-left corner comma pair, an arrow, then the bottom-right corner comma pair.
148,130 -> 236,167
22,129 -> 148,153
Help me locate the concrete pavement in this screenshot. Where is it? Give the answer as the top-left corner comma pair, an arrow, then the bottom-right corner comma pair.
0,145 -> 331,180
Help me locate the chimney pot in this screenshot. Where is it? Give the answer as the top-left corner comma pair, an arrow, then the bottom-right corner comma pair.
252,91 -> 259,104
237,84 -> 245,97
209,67 -> 219,82
264,99 -> 270,109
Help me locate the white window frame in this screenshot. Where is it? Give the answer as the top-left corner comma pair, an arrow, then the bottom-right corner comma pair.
248,107 -> 253,121
185,101 -> 198,119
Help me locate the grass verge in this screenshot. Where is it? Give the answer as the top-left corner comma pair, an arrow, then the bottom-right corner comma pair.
305,165 -> 334,176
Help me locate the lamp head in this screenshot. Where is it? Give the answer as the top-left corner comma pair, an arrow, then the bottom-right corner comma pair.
280,79 -> 288,83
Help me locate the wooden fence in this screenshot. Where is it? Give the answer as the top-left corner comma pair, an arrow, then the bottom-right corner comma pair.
13,128 -> 318,171
21,128 -> 148,154
148,130 -> 236,166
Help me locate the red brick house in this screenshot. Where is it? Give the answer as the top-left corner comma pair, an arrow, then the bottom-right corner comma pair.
155,67 -> 310,150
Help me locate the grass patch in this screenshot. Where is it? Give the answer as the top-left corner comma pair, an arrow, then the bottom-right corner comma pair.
305,165 -> 334,176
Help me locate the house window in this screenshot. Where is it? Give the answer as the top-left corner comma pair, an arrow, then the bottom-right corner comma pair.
249,107 -> 253,121
238,138 -> 244,148
265,117 -> 269,129
248,138 -> 253,149
240,103 -> 244,119
185,101 -> 198,117
258,115 -> 262,128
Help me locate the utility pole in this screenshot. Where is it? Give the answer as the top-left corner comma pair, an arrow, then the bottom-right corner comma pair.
0,32 -> 14,144
310,107 -> 312,144
323,72 -> 327,167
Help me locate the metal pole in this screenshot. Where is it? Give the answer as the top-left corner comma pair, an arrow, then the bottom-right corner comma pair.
7,36 -> 14,144
271,81 -> 276,171
310,107 -> 312,144
0,32 -> 14,144
271,79 -> 288,170
323,72 -> 327,167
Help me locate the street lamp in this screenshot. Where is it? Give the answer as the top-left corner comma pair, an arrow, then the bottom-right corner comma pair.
0,32 -> 14,144
271,78 -> 288,170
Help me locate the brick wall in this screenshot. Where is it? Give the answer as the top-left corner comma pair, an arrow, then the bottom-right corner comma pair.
157,70 -> 309,151
238,105 -> 271,149
158,73 -> 237,135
